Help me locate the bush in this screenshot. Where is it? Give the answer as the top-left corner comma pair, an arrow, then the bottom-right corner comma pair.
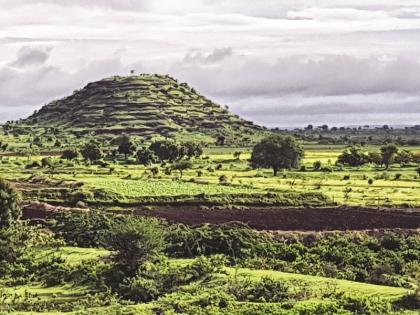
104,217 -> 166,275
0,179 -> 21,227
229,277 -> 290,302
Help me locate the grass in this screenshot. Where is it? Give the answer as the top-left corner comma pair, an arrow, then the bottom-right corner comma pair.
0,144 -> 418,207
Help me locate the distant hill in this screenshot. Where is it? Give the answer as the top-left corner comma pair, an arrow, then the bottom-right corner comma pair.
23,74 -> 263,143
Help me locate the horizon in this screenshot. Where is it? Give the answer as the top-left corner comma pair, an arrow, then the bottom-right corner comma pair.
1,0 -> 420,126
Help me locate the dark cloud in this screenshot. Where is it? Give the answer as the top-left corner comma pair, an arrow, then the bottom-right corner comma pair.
174,54 -> 420,98
10,47 -> 51,68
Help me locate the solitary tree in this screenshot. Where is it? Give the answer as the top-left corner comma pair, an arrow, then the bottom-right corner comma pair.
380,144 -> 399,169
104,217 -> 165,276
0,179 -> 21,227
81,142 -> 103,164
118,135 -> 136,159
250,135 -> 304,176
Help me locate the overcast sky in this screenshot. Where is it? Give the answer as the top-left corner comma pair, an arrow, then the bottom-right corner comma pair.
0,0 -> 419,127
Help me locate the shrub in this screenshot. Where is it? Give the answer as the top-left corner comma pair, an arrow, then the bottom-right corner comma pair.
104,217 -> 166,275
0,179 -> 21,227
229,277 -> 290,302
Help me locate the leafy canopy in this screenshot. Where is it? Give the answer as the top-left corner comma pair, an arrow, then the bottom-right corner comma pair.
250,135 -> 304,176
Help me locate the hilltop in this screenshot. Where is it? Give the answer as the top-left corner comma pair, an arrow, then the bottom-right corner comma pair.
23,74 -> 263,143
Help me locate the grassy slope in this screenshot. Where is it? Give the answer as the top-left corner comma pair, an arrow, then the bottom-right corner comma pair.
3,247 -> 413,314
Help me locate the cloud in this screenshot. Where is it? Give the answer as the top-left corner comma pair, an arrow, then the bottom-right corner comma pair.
174,54 -> 420,98
184,47 -> 233,64
10,46 -> 51,68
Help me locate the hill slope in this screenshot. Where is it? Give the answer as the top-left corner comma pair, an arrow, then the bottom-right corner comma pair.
24,74 -> 262,141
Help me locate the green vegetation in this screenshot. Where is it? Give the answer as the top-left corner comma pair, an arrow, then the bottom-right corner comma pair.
0,74 -> 419,313
0,212 -> 419,314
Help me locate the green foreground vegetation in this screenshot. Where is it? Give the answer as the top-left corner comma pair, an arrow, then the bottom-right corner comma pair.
1,211 -> 419,314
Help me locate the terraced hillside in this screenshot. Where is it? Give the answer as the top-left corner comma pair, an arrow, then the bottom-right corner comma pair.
24,74 -> 262,141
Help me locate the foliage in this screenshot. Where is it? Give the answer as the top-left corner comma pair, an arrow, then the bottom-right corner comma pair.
81,141 -> 103,163
337,146 -> 368,167
117,135 -> 136,158
150,140 -> 182,162
103,216 -> 167,275
0,179 -> 21,227
61,148 -> 79,160
136,147 -> 156,166
250,135 -> 304,176
380,144 -> 399,170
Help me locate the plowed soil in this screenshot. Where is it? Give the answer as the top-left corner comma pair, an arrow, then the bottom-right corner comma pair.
134,206 -> 420,231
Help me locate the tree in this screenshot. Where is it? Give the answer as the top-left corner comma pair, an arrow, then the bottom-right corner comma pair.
149,140 -> 182,162
0,179 -> 21,227
380,144 -> 398,170
395,150 -> 414,167
368,152 -> 382,166
250,135 -> 304,176
118,135 -> 136,159
81,142 -> 103,163
136,148 -> 156,166
61,148 -> 79,160
182,142 -> 203,159
172,160 -> 192,179
337,146 -> 368,167
216,135 -> 225,146
104,217 -> 166,275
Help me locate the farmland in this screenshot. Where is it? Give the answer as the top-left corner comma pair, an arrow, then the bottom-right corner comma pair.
0,75 -> 419,314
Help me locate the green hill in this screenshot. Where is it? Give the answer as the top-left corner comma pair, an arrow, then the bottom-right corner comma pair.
23,74 -> 263,142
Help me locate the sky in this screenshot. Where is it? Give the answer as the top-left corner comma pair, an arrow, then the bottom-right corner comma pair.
0,1 -> 420,127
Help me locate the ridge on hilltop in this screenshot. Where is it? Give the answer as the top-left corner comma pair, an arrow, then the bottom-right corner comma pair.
23,74 -> 263,143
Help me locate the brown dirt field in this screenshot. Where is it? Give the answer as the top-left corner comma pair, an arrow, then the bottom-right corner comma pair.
131,206 -> 420,231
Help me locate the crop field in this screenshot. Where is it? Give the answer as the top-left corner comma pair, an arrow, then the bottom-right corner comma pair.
1,144 -> 418,208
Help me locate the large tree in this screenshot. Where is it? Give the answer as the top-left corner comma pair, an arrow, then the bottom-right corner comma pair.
250,135 -> 304,176
0,179 -> 21,227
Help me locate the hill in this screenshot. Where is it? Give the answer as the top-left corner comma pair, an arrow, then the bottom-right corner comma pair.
23,74 -> 263,142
